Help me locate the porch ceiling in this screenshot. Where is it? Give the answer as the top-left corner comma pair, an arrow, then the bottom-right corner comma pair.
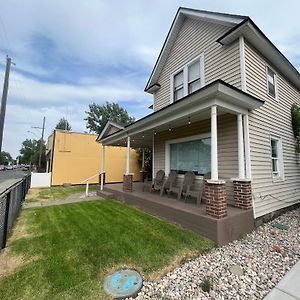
99,80 -> 264,148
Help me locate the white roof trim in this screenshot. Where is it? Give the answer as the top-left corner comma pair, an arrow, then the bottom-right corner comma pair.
145,7 -> 246,93
96,121 -> 124,142
218,19 -> 300,91
101,80 -> 264,145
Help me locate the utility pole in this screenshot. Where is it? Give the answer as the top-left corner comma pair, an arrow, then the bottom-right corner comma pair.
0,56 -> 13,153
32,116 -> 45,170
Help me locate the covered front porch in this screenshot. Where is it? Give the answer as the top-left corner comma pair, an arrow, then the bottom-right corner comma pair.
97,80 -> 264,243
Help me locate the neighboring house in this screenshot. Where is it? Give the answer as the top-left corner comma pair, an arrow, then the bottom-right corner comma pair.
46,129 -> 141,186
98,8 -> 300,225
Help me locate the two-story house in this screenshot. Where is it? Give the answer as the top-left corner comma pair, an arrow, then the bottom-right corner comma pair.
97,8 -> 300,245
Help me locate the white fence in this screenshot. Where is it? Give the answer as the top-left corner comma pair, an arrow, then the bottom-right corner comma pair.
30,172 -> 51,188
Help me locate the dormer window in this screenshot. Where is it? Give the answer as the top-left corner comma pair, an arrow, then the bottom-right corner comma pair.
267,66 -> 277,99
172,54 -> 204,102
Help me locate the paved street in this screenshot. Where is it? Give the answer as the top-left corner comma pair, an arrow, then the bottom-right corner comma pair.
0,170 -> 28,194
0,170 -> 27,184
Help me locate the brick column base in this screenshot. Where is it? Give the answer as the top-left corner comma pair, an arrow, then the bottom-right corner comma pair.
123,174 -> 133,192
205,180 -> 227,219
233,179 -> 252,210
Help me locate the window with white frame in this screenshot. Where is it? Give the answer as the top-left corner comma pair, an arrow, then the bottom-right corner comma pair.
167,135 -> 211,175
270,137 -> 284,180
172,55 -> 204,102
267,67 -> 277,98
173,70 -> 184,101
188,60 -> 201,94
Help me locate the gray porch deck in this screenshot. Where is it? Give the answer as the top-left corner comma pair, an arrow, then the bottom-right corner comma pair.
101,182 -> 254,246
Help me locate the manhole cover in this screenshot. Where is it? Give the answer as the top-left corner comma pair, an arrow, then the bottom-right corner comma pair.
103,269 -> 143,299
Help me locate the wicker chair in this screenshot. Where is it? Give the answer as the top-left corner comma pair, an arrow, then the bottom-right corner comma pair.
160,170 -> 177,196
143,170 -> 165,193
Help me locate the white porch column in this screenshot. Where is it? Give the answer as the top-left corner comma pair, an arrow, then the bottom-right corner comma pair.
126,136 -> 131,174
100,144 -> 105,190
237,114 -> 245,179
211,105 -> 218,180
142,148 -> 145,169
243,114 -> 252,179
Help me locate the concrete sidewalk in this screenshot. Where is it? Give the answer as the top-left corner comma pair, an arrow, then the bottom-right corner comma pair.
23,192 -> 103,209
264,260 -> 300,299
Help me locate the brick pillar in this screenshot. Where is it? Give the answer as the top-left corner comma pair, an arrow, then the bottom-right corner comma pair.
123,174 -> 133,192
233,179 -> 252,210
205,180 -> 227,219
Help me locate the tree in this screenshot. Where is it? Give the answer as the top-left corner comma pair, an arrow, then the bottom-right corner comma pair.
0,151 -> 13,165
291,104 -> 300,153
55,118 -> 72,131
19,139 -> 47,171
85,102 -> 135,134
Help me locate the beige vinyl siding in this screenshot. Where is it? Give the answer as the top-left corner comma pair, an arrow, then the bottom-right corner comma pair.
245,41 -> 300,218
154,114 -> 238,204
153,17 -> 241,111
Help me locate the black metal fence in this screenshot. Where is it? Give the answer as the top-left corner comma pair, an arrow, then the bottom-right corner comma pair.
0,175 -> 31,250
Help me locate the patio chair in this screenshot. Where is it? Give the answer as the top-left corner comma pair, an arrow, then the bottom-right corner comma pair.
183,172 -> 211,206
169,171 -> 195,201
143,169 -> 165,193
160,170 -> 177,196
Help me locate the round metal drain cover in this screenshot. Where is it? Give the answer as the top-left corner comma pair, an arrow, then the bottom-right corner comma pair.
103,269 -> 143,299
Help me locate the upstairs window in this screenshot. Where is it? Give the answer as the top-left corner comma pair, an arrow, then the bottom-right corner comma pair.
267,67 -> 277,98
174,70 -> 184,101
172,54 -> 204,102
188,60 -> 201,94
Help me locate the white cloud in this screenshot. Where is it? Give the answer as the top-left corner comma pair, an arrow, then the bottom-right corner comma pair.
0,0 -> 299,157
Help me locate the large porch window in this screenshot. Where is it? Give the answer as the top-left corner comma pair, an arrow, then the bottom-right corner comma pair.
166,134 -> 211,176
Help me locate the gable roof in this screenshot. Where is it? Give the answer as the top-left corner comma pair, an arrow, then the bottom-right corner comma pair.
145,7 -> 300,93
96,120 -> 124,142
144,7 -> 247,92
217,17 -> 300,91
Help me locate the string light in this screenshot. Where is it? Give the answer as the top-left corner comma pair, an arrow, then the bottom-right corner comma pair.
188,117 -> 191,125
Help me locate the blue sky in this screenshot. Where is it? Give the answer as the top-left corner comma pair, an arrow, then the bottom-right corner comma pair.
0,0 -> 299,157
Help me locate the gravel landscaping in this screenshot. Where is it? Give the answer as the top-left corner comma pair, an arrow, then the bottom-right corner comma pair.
131,208 -> 300,300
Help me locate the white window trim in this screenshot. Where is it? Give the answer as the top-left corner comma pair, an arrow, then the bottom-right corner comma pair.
170,53 -> 205,104
266,65 -> 278,101
165,133 -> 210,177
270,135 -> 284,182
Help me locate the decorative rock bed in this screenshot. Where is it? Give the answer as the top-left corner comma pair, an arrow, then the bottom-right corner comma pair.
129,208 -> 300,300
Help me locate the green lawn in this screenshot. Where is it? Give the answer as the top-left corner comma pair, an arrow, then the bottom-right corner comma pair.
26,185 -> 97,203
0,200 -> 213,300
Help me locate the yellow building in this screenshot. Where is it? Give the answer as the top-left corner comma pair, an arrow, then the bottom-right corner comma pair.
46,130 -> 141,186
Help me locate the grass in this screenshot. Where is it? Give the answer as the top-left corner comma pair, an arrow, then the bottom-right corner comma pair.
0,200 -> 214,300
26,185 -> 97,203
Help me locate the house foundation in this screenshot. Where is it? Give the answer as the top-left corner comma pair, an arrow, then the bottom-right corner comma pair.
233,179 -> 252,210
205,180 -> 227,219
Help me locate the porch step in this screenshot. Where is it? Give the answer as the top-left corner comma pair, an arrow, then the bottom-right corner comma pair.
96,189 -> 114,199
